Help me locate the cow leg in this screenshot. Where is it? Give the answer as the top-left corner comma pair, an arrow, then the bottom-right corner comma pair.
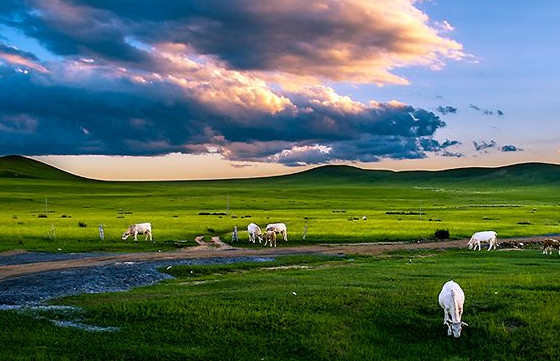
444,312 -> 452,335
134,231 -> 138,241
443,310 -> 450,325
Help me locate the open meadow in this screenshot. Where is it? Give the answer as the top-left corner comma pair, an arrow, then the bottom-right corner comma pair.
2,156 -> 560,360
0,156 -> 559,252
2,250 -> 560,360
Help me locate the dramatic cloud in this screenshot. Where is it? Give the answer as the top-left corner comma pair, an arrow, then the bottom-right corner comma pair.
1,0 -> 465,86
436,105 -> 457,115
0,0 -> 467,165
473,139 -> 497,152
501,145 -> 523,152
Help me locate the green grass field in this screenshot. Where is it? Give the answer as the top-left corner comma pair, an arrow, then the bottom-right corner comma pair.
2,250 -> 560,360
1,156 -> 560,252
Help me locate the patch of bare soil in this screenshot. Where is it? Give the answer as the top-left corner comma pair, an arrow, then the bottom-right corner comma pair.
0,236 -> 552,281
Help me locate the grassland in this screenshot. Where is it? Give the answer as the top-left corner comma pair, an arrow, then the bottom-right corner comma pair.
2,250 -> 560,360
1,155 -> 560,252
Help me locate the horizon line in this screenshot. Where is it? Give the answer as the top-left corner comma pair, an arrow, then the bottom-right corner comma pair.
2,155 -> 559,182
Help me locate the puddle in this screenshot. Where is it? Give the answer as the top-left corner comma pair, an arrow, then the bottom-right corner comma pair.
0,256 -> 274,306
0,255 -> 274,331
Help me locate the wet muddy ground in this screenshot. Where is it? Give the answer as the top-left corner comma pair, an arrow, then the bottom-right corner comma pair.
0,256 -> 273,306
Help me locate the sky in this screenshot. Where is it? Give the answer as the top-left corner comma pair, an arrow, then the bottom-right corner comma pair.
0,0 -> 558,180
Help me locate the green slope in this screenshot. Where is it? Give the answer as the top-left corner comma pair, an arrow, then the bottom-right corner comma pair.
1,155 -> 559,186
0,155 -> 82,180
278,162 -> 560,186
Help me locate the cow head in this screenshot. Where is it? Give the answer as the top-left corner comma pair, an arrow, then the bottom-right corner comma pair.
448,321 -> 468,338
122,226 -> 133,240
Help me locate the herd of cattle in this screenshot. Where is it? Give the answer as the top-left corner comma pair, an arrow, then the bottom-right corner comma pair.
120,222 -> 559,338
121,223 -> 560,254
120,222 -> 288,247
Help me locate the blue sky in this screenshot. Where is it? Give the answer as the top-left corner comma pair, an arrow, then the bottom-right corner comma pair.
0,1 -> 558,179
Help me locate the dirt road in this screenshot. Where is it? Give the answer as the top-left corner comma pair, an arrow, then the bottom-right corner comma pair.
0,236 -> 551,281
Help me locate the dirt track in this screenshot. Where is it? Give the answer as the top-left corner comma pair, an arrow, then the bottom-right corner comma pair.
0,236 -> 552,281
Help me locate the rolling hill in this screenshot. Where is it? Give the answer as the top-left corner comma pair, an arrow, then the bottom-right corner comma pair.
0,155 -> 559,186
0,155 -> 82,180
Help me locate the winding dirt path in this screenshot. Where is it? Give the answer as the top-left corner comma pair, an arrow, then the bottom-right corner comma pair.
0,236 -> 552,281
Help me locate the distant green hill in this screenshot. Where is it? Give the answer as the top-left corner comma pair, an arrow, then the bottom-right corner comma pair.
1,155 -> 559,186
282,162 -> 560,186
0,155 -> 82,180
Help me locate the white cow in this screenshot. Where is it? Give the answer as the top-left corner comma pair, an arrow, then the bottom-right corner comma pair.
247,223 -> 263,244
122,223 -> 152,241
266,223 -> 288,242
467,231 -> 498,251
438,280 -> 468,338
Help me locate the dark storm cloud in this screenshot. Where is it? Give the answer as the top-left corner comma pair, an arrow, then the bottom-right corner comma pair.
501,145 -> 523,152
0,68 -> 454,164
0,0 -> 465,165
436,105 -> 457,115
473,139 -> 497,152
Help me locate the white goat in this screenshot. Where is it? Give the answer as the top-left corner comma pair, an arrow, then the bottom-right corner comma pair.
467,231 -> 498,251
438,280 -> 468,338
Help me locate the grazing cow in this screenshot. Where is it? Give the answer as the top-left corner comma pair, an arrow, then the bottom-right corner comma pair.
438,280 -> 468,338
247,223 -> 263,244
266,223 -> 288,242
542,238 -> 560,255
122,223 -> 152,241
264,230 -> 277,248
467,231 -> 498,251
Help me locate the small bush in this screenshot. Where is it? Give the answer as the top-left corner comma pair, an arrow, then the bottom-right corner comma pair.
78,222 -> 87,228
517,221 -> 531,225
434,229 -> 450,240
198,212 -> 227,216
38,214 -> 47,218
207,227 -> 216,234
